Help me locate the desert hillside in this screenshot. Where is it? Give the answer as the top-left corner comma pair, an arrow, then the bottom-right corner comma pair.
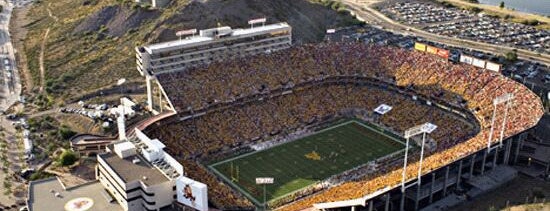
19,0 -> 359,104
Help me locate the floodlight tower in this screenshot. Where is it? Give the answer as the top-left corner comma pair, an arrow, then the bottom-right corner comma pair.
487,93 -> 514,152
400,122 -> 437,211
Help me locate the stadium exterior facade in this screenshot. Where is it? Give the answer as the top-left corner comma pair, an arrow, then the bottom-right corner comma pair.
131,36 -> 544,210
135,22 -> 292,114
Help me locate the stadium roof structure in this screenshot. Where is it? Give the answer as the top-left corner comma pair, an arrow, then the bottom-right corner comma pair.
146,43 -> 544,210
143,22 -> 291,54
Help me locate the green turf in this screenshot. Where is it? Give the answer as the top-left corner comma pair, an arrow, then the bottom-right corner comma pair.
209,120 -> 405,205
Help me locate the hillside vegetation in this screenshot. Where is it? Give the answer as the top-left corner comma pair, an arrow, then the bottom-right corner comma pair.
21,0 -> 360,104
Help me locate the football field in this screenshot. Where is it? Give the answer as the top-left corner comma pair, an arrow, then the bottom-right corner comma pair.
209,120 -> 405,205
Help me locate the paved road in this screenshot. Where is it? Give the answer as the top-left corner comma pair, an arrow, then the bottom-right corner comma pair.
343,0 -> 550,66
0,0 -> 23,112
0,115 -> 27,208
0,0 -> 32,209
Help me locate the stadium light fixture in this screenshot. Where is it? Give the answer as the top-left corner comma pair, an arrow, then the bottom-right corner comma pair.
116,78 -> 127,97
487,93 -> 514,152
400,122 -> 437,211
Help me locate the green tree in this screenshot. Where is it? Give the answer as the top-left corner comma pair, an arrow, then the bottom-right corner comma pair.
504,51 -> 518,62
59,126 -> 76,140
527,19 -> 540,26
499,1 -> 505,9
467,6 -> 483,13
58,150 -> 78,166
3,180 -> 11,195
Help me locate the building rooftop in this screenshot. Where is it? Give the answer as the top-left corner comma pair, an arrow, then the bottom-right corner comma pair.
99,153 -> 169,186
70,134 -> 116,145
144,22 -> 290,53
27,178 -> 122,211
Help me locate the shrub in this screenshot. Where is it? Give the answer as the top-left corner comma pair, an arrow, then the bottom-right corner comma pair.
467,6 -> 483,13
59,126 -> 76,140
58,150 -> 78,166
504,51 -> 518,61
526,19 -> 540,26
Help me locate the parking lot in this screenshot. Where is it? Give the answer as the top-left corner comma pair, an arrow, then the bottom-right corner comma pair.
1,57 -> 15,94
381,2 -> 550,54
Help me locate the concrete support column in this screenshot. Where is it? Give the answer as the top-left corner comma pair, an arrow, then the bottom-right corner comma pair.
400,191 -> 405,211
158,82 -> 163,113
514,136 -> 522,164
504,139 -> 512,165
415,184 -> 421,211
469,154 -> 476,178
146,75 -> 153,111
352,206 -> 356,211
443,166 -> 449,196
481,150 -> 487,175
429,173 -> 435,203
385,193 -> 391,211
457,160 -> 463,188
492,148 -> 499,168
369,200 -> 374,211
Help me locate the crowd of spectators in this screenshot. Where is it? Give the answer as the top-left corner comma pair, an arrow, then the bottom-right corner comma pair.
147,42 -> 543,210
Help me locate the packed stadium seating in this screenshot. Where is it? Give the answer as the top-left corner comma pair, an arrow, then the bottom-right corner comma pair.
146,42 -> 543,210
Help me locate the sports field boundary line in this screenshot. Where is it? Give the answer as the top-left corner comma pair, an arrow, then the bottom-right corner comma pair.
210,120 -> 362,168
210,160 -> 325,207
207,165 -> 264,206
271,143 -> 406,206
349,120 -> 406,146
208,119 -> 407,205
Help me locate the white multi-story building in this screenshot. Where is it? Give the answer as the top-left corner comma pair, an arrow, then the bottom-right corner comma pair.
91,100 -> 208,211
136,22 -> 291,76
96,128 -> 208,211
135,22 -> 292,114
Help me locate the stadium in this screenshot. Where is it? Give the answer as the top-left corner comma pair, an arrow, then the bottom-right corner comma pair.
140,42 -> 543,210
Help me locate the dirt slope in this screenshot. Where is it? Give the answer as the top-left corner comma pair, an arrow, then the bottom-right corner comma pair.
20,0 -> 359,103
154,0 -> 357,43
